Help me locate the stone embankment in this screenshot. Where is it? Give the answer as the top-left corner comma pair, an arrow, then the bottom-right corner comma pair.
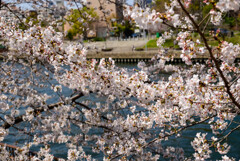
1,39 -> 240,63
87,49 -> 211,63
84,40 -> 240,63
84,39 -> 211,63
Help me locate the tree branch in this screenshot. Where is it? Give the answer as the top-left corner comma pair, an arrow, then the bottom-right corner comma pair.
211,124 -> 240,148
176,0 -> 240,109
2,93 -> 84,129
110,114 -> 217,160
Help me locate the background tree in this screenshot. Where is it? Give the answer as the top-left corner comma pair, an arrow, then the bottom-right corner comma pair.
65,7 -> 98,40
152,0 -> 170,12
18,11 -> 49,30
223,11 -> 240,29
112,19 -> 135,38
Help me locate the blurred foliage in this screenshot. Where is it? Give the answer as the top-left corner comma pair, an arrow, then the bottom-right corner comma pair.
152,0 -> 170,12
223,11 -> 240,29
66,7 -> 98,39
0,44 -> 7,49
202,3 -> 213,18
112,20 -> 135,38
224,17 -> 236,28
66,29 -> 74,40
93,37 -> 105,41
19,11 -> 48,30
188,0 -> 201,14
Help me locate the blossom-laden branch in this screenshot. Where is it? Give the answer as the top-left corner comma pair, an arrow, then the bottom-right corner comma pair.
2,93 -> 84,129
176,0 -> 240,109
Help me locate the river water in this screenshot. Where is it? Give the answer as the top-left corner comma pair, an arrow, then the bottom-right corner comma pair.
1,61 -> 240,160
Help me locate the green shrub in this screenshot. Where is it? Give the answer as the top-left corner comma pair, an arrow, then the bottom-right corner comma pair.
93,37 -> 105,41
162,39 -> 174,48
66,30 -> 74,40
146,39 -> 158,48
0,44 -> 6,49
135,47 -> 144,51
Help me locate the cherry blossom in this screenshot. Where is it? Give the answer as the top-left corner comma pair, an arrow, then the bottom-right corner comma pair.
216,0 -> 240,12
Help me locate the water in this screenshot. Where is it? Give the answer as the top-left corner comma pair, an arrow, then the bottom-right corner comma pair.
1,61 -> 240,160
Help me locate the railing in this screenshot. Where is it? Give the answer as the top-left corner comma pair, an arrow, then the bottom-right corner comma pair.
0,142 -> 61,160
108,35 -> 156,41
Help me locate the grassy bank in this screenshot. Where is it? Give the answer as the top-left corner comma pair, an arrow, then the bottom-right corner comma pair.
146,32 -> 240,49
145,39 -> 179,49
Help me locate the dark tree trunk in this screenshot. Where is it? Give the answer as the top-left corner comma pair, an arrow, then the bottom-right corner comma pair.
116,0 -> 123,23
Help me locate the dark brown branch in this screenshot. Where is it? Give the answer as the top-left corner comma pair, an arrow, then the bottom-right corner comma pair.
74,101 -> 109,120
142,114 -> 216,148
176,0 -> 240,109
2,93 -> 84,129
162,21 -> 196,32
0,142 -> 61,160
68,117 -> 114,133
211,124 -> 240,148
3,3 -> 27,28
110,114 -> 217,160
73,0 -> 84,15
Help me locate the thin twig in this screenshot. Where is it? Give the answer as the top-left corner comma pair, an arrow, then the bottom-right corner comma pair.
211,124 -> 240,147
202,15 -> 210,33
198,12 -> 210,27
